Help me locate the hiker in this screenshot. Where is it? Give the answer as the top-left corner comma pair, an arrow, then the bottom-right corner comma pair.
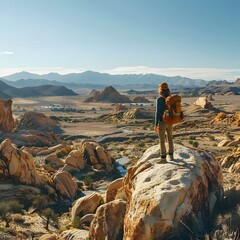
154,82 -> 174,161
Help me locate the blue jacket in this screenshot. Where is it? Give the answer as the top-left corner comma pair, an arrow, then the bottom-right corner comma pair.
155,97 -> 167,126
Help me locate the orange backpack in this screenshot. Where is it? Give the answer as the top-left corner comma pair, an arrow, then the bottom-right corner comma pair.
162,95 -> 183,125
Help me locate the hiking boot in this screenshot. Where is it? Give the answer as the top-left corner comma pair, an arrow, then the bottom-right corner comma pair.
157,155 -> 167,164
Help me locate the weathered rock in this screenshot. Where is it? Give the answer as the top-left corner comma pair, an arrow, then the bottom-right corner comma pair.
0,99 -> 15,132
123,108 -> 147,119
218,139 -> 231,147
106,178 -> 124,203
39,234 -> 59,240
220,146 -> 240,173
80,213 -> 95,226
65,150 -> 85,169
83,142 -> 113,172
0,138 -> 52,186
121,144 -> 223,239
88,199 -> 126,240
37,144 -> 65,156
61,164 -> 80,173
2,130 -> 60,147
17,111 -> 62,133
45,154 -> 65,169
52,171 -> 78,199
60,229 -> 88,240
194,97 -> 213,109
0,183 -> 41,201
71,192 -> 103,221
114,103 -> 128,112
211,112 -> 240,126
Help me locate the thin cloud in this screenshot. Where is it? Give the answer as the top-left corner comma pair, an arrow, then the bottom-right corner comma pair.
0,51 -> 15,55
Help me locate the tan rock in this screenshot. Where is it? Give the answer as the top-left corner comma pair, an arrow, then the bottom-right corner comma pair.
0,99 -> 15,132
122,144 -> 223,239
60,229 -> 88,240
194,97 -> 213,109
95,146 -> 112,172
45,154 -> 65,169
71,192 -> 103,221
65,155 -> 85,169
52,171 -> 77,199
0,138 -> 51,186
88,199 -> 126,240
39,234 -> 59,240
80,213 -> 95,226
218,139 -> 231,147
61,164 -> 80,173
17,111 -> 62,133
106,178 -> 124,203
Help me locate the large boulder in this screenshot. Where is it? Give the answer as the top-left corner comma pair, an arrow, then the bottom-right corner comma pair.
194,97 -> 213,109
52,171 -> 78,199
88,199 -> 126,240
17,111 -> 62,133
0,99 -> 15,132
89,144 -> 223,239
71,192 -> 103,221
211,112 -> 240,126
105,177 -> 124,203
0,138 -> 52,186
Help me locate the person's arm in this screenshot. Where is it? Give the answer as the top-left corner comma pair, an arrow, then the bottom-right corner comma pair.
155,98 -> 160,127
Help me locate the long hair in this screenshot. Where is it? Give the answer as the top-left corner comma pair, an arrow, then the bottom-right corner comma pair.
159,88 -> 171,98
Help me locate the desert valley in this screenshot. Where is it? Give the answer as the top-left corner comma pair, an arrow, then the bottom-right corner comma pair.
0,74 -> 239,240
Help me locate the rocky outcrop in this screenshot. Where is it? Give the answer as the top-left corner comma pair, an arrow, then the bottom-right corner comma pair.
89,144 -> 223,239
17,111 -> 62,133
82,142 -> 113,172
123,108 -> 147,119
211,112 -> 240,126
0,99 -> 15,132
0,138 -> 52,186
106,178 -> 124,203
194,97 -> 213,109
71,192 -> 103,221
2,130 -> 60,147
39,234 -> 58,240
52,171 -> 78,199
132,96 -> 150,103
89,199 -> 126,240
114,104 -> 128,112
85,86 -> 131,103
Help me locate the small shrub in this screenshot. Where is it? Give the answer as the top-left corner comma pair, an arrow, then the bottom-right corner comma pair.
83,175 -> 93,186
192,141 -> 199,148
189,136 -> 196,140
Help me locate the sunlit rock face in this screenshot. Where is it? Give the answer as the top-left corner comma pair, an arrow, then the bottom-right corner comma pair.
88,144 -> 223,240
0,99 -> 15,132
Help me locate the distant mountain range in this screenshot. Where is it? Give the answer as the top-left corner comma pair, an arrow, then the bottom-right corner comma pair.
2,71 -> 207,89
0,79 -> 77,99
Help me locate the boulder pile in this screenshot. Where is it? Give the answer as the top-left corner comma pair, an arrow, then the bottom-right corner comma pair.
0,99 -> 15,132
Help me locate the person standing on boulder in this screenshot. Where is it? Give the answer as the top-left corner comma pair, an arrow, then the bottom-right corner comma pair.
154,83 -> 174,162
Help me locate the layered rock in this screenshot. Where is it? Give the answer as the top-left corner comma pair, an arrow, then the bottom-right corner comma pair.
89,144 -> 223,239
71,192 -> 103,221
106,177 -> 124,203
89,199 -> 126,240
52,171 -> 78,199
0,138 -> 52,186
0,99 -> 15,132
60,230 -> 88,240
17,111 -> 62,133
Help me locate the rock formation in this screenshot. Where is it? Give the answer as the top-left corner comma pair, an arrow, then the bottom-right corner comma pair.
60,230 -> 88,240
194,97 -> 213,109
71,192 -> 103,221
211,112 -> 240,126
132,96 -> 150,103
52,171 -> 78,198
89,199 -> 126,240
88,144 -> 223,239
17,111 -> 62,133
0,99 -> 15,132
0,138 -> 52,186
85,86 -> 131,103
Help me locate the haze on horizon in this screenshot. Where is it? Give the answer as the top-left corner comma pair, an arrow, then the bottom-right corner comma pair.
0,0 -> 240,81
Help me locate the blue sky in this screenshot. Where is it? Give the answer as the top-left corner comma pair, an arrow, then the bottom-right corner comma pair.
0,0 -> 240,80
